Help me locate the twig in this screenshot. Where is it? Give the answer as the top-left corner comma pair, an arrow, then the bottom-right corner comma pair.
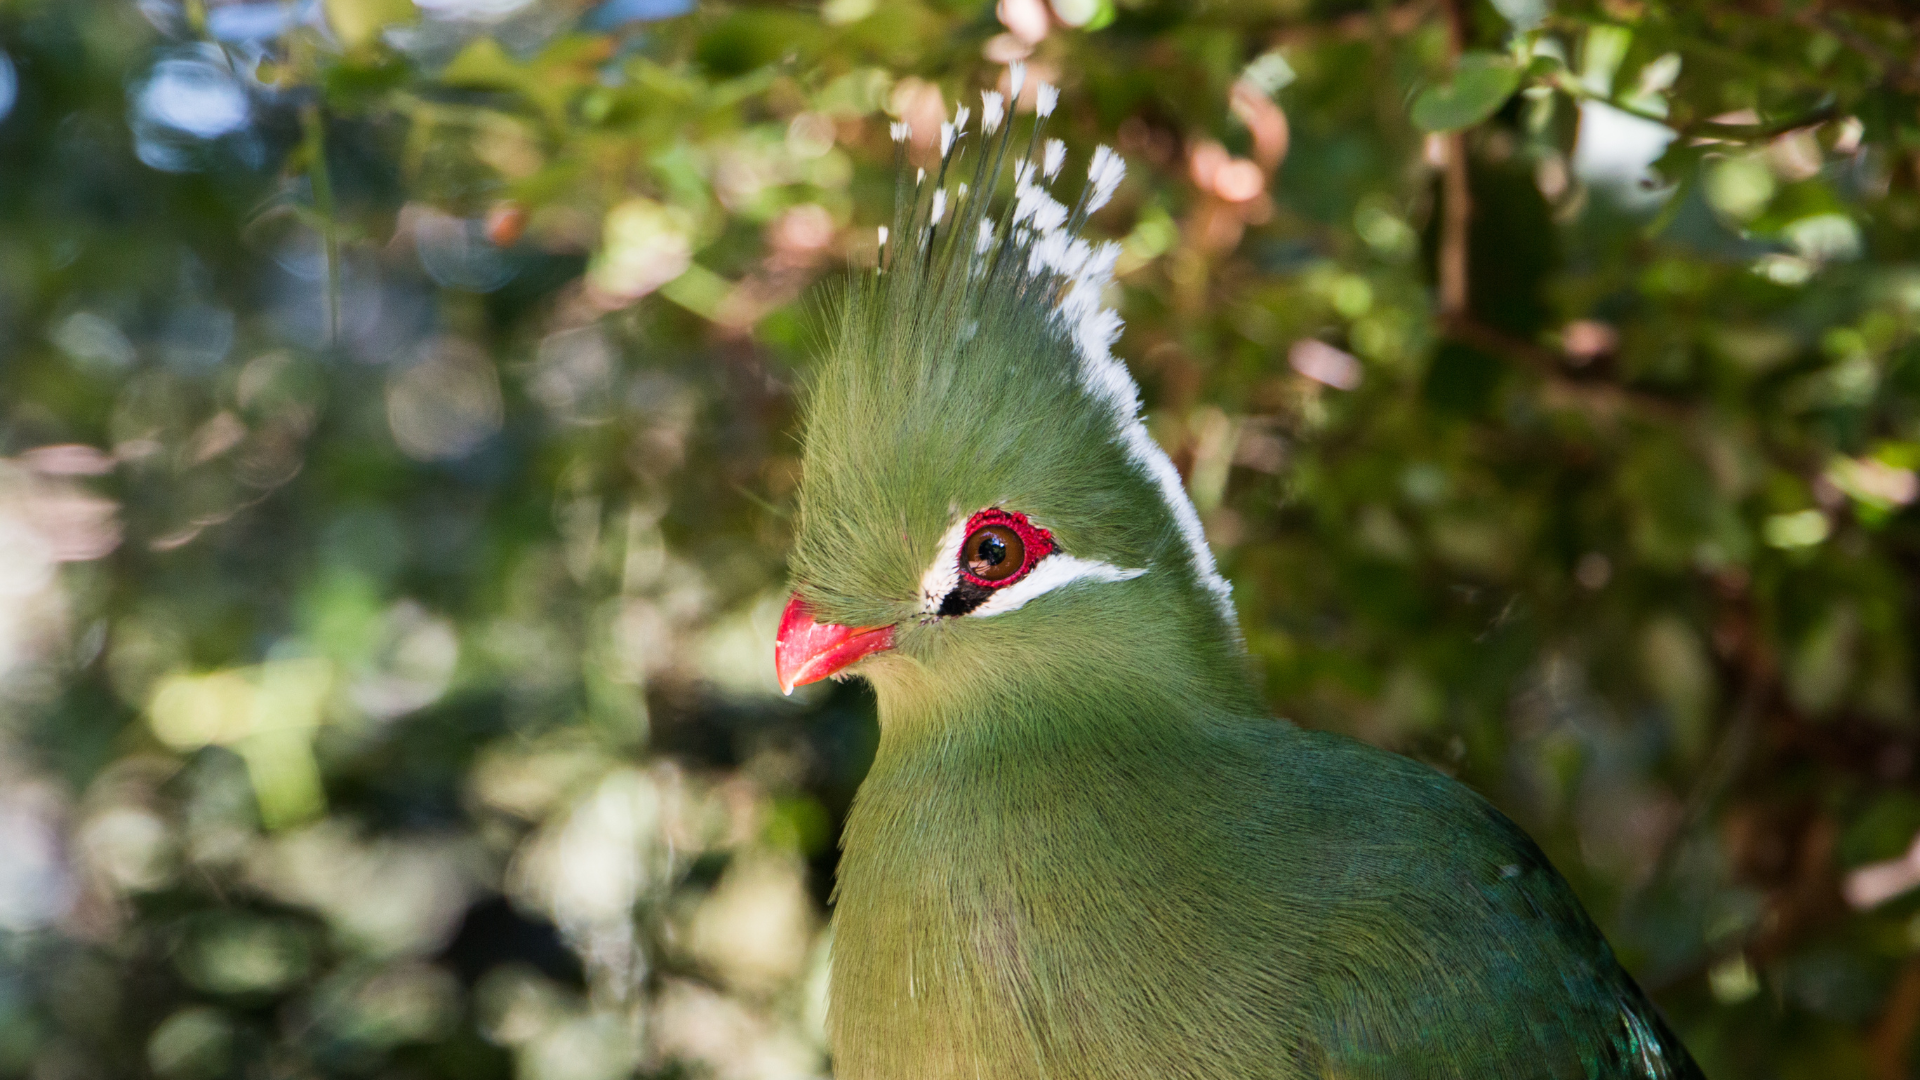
301,105 -> 342,347
1546,70 -> 1840,145
1631,675 -> 1767,917
1686,103 -> 1843,143
1800,4 -> 1920,95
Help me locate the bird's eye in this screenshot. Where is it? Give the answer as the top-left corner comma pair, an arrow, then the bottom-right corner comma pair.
948,509 -> 1055,602
938,508 -> 1056,614
963,525 -> 1024,582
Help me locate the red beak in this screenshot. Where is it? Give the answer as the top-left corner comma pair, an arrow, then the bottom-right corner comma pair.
775,593 -> 896,695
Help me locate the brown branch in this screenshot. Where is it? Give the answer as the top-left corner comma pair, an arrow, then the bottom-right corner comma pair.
1436,0 -> 1471,319
1872,956 -> 1920,1080
1438,135 -> 1470,318
1440,315 -> 1694,423
1266,0 -> 1435,47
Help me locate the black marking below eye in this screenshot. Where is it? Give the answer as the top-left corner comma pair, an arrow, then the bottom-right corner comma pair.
938,579 -> 997,617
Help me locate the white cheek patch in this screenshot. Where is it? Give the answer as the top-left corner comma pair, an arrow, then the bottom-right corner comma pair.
916,514 -> 1145,619
966,554 -> 1144,617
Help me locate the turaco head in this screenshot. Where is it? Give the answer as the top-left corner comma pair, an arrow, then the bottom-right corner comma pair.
778,68 -> 1250,720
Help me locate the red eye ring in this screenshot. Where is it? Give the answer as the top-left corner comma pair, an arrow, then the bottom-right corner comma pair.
957,508 -> 1056,589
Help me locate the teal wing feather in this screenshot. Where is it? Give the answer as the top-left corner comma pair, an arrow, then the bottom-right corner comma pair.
1278,731 -> 1703,1080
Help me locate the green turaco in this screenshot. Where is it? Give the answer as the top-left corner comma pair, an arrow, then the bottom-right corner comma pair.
775,66 -> 1701,1080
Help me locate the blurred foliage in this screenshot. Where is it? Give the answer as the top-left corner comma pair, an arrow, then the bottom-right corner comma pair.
1,0 -> 1920,1077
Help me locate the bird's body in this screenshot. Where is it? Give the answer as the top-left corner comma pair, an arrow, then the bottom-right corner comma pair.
778,68 -> 1700,1080
834,690 -> 1684,1079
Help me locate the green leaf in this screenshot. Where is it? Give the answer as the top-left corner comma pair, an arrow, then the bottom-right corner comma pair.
1410,53 -> 1522,132
438,36 -> 524,91
322,0 -> 415,51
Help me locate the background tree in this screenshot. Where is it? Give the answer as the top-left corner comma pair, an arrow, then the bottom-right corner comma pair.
0,0 -> 1918,1077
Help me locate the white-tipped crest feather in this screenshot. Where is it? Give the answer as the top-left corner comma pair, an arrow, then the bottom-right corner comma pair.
1086,145 -> 1125,214
872,86 -> 1237,632
980,90 -> 1005,133
1043,139 -> 1066,179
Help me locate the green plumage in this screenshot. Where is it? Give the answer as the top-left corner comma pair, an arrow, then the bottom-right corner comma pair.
787,91 -> 1700,1080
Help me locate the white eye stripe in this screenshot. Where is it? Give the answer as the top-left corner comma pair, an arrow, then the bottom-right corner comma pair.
917,513 -> 1145,617
966,555 -> 1144,617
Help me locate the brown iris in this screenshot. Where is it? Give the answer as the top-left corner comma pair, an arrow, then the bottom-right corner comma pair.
962,524 -> 1025,582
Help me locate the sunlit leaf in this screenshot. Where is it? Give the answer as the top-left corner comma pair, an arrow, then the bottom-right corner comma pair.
1410,53 -> 1521,132
323,0 -> 416,51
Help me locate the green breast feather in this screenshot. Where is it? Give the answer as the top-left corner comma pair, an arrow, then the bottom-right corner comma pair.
777,63 -> 1703,1080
